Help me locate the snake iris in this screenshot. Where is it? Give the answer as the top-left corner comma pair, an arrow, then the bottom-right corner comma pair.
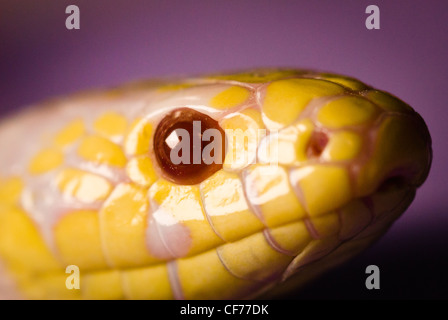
0,69 -> 431,299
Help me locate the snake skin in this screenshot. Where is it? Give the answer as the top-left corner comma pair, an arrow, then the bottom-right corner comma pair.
0,69 -> 432,299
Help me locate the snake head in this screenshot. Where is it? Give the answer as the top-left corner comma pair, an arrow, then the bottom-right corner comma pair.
0,69 -> 432,299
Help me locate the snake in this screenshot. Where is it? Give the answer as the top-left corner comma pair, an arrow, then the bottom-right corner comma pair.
0,68 -> 432,299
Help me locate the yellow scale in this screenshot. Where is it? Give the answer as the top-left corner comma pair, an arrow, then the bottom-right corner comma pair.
0,69 -> 431,299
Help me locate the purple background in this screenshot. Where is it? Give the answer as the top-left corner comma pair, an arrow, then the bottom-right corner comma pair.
1,0 -> 447,298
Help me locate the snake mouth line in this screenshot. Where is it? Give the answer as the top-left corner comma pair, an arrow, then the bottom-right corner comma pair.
18,177 -> 414,281
30,184 -> 416,300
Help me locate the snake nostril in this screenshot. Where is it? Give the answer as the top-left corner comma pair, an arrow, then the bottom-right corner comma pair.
153,108 -> 226,185
378,175 -> 406,191
307,130 -> 329,158
378,168 -> 413,192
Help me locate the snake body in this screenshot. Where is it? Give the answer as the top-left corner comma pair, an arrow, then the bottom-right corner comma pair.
0,69 -> 431,299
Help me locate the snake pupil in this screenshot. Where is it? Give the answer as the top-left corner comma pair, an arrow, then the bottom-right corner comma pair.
154,108 -> 226,185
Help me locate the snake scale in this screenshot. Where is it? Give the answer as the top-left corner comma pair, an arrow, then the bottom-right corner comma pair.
0,69 -> 432,299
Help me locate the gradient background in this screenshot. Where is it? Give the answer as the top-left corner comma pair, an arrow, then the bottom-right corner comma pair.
0,0 -> 447,299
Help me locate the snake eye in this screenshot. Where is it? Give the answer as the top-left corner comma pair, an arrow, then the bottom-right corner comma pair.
154,108 -> 226,185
